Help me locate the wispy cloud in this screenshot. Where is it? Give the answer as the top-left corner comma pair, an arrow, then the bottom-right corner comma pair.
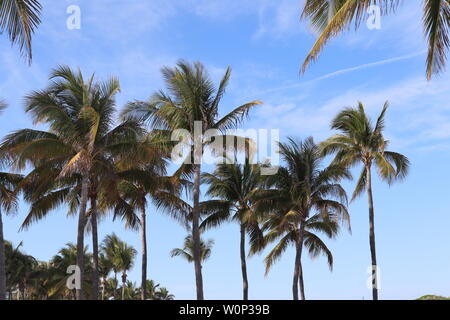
247,50 -> 426,98
248,72 -> 450,153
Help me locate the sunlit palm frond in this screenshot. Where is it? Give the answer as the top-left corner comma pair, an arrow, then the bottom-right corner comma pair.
0,0 -> 42,62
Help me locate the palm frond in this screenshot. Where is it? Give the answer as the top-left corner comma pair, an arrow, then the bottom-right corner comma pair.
423,0 -> 450,79
0,0 -> 42,62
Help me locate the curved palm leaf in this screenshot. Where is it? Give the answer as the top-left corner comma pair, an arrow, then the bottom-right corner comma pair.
0,0 -> 42,62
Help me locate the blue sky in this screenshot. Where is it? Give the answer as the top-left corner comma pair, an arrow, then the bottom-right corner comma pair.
1,0 -> 450,300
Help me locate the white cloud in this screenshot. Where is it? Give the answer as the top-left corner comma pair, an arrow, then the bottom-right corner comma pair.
247,70 -> 450,153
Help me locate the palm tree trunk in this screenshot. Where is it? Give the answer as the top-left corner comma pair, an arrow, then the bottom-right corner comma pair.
90,196 -> 99,300
20,284 -> 25,300
299,263 -> 305,300
76,175 -> 89,300
292,222 -> 305,300
240,224 -> 249,300
141,208 -> 147,300
366,165 -> 378,300
292,241 -> 301,300
101,278 -> 105,300
0,211 -> 6,300
113,272 -> 117,299
192,163 -> 204,300
121,273 -> 126,300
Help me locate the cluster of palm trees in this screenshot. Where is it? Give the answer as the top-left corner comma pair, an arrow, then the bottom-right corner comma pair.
194,104 -> 408,301
2,0 -> 443,301
0,61 -> 262,301
3,236 -> 174,300
0,60 -> 409,301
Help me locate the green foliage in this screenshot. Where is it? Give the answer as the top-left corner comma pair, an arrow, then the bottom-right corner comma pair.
320,102 -> 409,201
0,0 -> 42,62
417,295 -> 450,300
171,235 -> 214,264
4,239 -> 174,300
252,137 -> 350,274
300,0 -> 450,79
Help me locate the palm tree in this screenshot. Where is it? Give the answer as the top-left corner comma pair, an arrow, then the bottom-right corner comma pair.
113,147 -> 177,300
122,60 -> 262,299
101,233 -> 136,300
48,243 -> 93,300
171,235 -> 214,264
0,0 -> 42,62
144,279 -> 160,300
300,0 -> 450,80
101,234 -> 121,299
201,162 -> 263,300
98,253 -> 112,300
320,102 -> 409,300
0,171 -> 22,300
116,240 -> 137,300
263,210 -> 340,300
252,137 -> 350,300
155,287 -> 175,300
24,260 -> 50,300
121,280 -> 139,300
1,66 -> 143,299
4,241 -> 37,299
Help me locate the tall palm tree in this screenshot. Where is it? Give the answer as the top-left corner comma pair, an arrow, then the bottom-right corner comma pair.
0,171 -> 22,300
300,0 -> 450,80
101,233 -> 137,300
0,0 -> 42,62
1,66 -> 143,300
122,60 -> 262,299
171,235 -> 214,264
116,240 -> 137,300
101,234 -> 121,299
113,141 -> 176,300
201,162 -> 263,300
262,210 -> 340,300
320,102 -> 409,300
252,137 -> 350,300
98,253 -> 112,300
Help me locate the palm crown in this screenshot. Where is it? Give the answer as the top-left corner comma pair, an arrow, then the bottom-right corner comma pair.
171,235 -> 214,263
301,0 -> 450,79
320,102 -> 409,200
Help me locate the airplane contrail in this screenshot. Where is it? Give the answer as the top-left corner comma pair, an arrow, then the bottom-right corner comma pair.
252,50 -> 426,96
